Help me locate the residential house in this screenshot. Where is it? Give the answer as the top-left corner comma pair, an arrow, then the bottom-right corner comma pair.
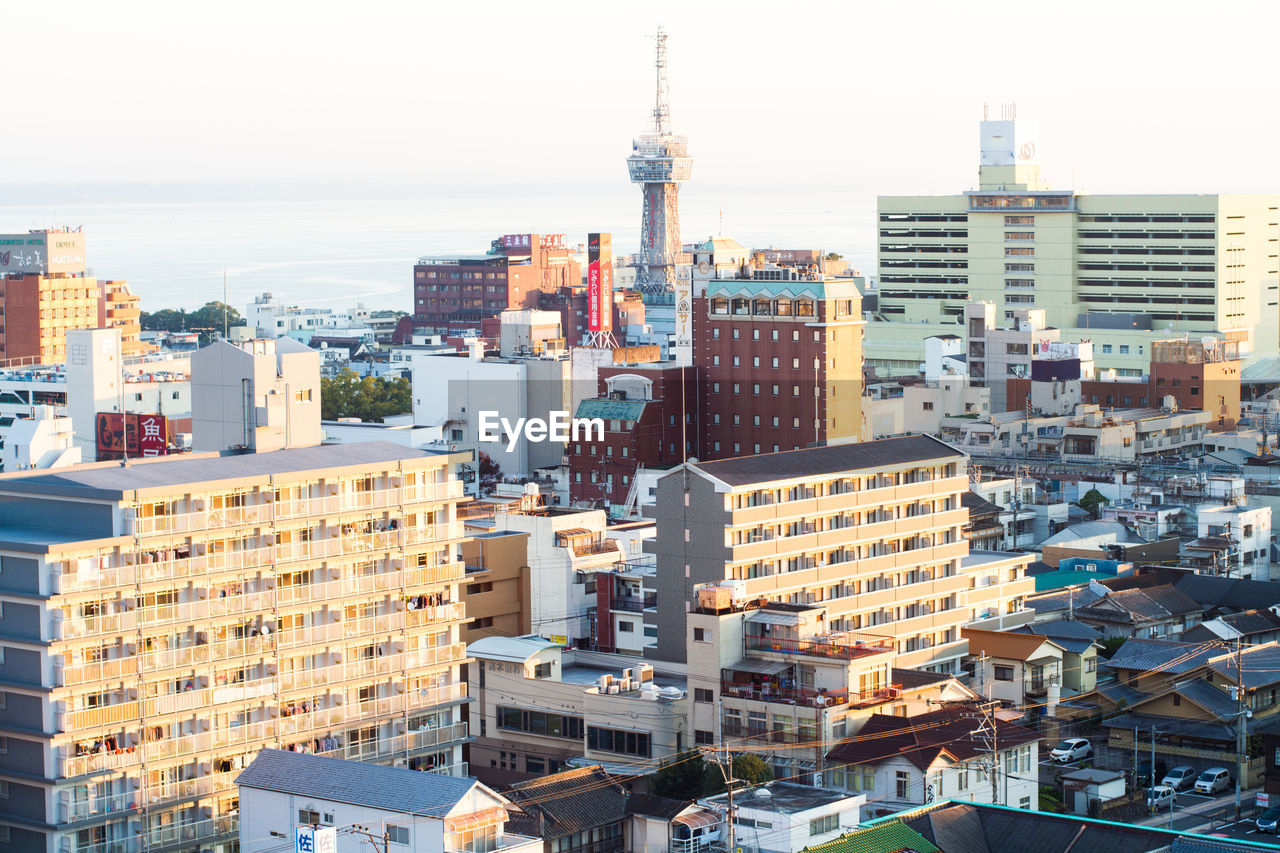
235,749 -> 539,853
800,821 -> 940,853
505,766 -> 629,853
962,628 -> 1064,718
1071,584 -> 1202,640
625,795 -> 719,853
1011,620 -> 1102,693
1182,609 -> 1280,645
825,706 -> 1041,820
699,782 -> 866,853
961,492 -> 1005,552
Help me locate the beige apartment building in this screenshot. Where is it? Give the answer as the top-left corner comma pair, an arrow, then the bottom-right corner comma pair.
648,435 -> 1034,673
868,117 -> 1280,375
0,441 -> 471,853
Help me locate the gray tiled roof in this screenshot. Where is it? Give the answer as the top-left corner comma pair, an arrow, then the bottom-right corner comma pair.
1172,679 -> 1237,719
1095,678 -> 1149,707
1027,586 -> 1105,615
1174,574 -> 1280,613
1077,585 -> 1201,625
1102,638 -> 1221,675
689,435 -> 962,487
235,749 -> 479,815
0,441 -> 440,498
1013,619 -> 1101,654
505,766 -> 627,840
1208,644 -> 1280,690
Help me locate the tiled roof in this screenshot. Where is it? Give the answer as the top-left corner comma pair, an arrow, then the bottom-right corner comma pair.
625,793 -> 690,819
961,491 -> 1002,517
962,628 -> 1061,662
1102,638 -> 1221,675
234,749 -> 480,815
1094,678 -> 1148,707
1219,609 -> 1280,635
689,435 -> 962,487
1102,712 -> 1236,743
505,766 -> 627,840
1171,679 -> 1237,718
893,668 -> 954,689
802,821 -> 940,853
826,708 -> 1040,771
1040,520 -> 1146,546
1076,585 -> 1200,625
1208,643 -> 1280,690
1027,586 -> 1104,615
904,802 -> 1192,853
574,398 -> 647,421
1174,574 -> 1280,612
1012,621 -> 1099,655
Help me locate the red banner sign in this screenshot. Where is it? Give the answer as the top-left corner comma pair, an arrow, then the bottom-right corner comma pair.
587,233 -> 612,333
96,413 -> 169,460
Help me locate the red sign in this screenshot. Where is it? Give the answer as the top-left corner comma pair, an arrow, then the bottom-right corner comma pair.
96,413 -> 169,460
587,233 -> 612,333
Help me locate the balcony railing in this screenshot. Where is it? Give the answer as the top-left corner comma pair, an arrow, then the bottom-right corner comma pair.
744,635 -> 895,660
720,680 -> 904,709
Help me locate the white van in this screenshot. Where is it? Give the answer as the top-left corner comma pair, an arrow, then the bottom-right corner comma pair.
1194,767 -> 1230,795
1147,786 -> 1176,810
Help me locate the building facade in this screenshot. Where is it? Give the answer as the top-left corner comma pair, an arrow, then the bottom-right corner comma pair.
0,442 -> 471,853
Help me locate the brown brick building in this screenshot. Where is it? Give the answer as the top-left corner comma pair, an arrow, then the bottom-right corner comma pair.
1008,338 -> 1241,430
413,233 -> 581,334
695,276 -> 864,459
567,362 -> 698,508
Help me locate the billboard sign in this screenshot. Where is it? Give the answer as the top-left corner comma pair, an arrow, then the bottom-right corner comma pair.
587,233 -> 613,333
0,231 -> 86,275
296,826 -> 336,853
96,413 -> 168,460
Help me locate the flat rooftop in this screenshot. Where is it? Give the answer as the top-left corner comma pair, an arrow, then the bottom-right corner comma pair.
0,441 -> 449,499
704,781 -> 854,814
561,663 -> 685,692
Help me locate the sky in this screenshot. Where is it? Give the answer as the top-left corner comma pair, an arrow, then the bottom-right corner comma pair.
7,0 -> 1280,197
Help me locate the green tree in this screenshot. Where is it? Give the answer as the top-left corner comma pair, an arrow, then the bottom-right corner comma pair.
824,252 -> 842,261
319,370 -> 412,423
1099,636 -> 1127,659
140,301 -> 245,344
1076,488 -> 1109,519
704,753 -> 774,794
650,750 -> 710,800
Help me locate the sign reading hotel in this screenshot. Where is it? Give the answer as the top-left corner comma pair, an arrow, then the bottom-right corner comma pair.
587,232 -> 613,333
0,230 -> 86,275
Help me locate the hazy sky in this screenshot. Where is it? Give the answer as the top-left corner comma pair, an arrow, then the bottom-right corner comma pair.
10,0 -> 1280,196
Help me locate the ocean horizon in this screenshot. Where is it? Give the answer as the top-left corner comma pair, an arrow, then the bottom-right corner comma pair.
0,182 -> 879,314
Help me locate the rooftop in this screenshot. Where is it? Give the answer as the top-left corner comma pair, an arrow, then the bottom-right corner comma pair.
800,820 -> 941,853
505,766 -> 628,840
688,435 -> 962,488
0,441 -> 445,499
703,781 -> 856,815
1102,638 -> 1222,675
235,749 -> 482,816
827,707 -> 1040,770
962,628 -> 1061,662
467,635 -> 560,663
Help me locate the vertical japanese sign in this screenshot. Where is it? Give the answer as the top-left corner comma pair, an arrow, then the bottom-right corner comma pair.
587,232 -> 613,333
96,413 -> 168,460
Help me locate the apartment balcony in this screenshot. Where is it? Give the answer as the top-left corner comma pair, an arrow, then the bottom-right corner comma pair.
405,641 -> 469,670
720,680 -> 905,710
60,792 -> 137,823
57,655 -> 137,687
744,634 -> 894,661
59,745 -> 139,779
610,595 -> 655,613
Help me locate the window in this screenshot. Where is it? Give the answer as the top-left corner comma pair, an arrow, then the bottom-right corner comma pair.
695,729 -> 714,745
810,814 -> 839,836
694,627 -> 707,642
298,809 -> 332,826
388,825 -> 410,845
994,665 -> 1014,681
618,622 -> 634,632
533,662 -> 552,679
497,707 -> 584,739
1086,657 -> 1097,673
1019,796 -> 1031,810
525,757 -> 546,774
588,726 -> 651,757
0,781 -> 7,799
896,770 -> 910,799
695,688 -> 714,703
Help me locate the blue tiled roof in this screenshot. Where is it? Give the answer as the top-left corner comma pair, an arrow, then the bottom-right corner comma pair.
574,398 -> 647,421
236,749 -> 478,815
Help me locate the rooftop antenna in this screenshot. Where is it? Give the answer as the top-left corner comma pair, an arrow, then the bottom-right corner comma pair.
650,26 -> 671,135
223,270 -> 229,339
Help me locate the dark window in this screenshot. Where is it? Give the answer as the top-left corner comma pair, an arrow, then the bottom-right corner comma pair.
497,707 -> 584,739
695,688 -> 714,703
588,726 -> 651,757
994,665 -> 1014,681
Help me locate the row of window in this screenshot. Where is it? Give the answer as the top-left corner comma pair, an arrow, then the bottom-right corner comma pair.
713,327 -> 822,343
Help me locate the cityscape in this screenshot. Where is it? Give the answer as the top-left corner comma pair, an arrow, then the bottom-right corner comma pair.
7,7 -> 1280,853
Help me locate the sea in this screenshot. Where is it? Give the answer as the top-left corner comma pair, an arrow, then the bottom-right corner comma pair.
0,183 -> 879,313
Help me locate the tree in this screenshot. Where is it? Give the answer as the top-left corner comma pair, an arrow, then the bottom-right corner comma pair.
824,252 -> 843,261
141,301 -> 245,344
650,751 -> 710,800
704,753 -> 774,794
1099,635 -> 1127,659
319,369 -> 412,422
1076,488 -> 1109,519
478,452 -> 502,486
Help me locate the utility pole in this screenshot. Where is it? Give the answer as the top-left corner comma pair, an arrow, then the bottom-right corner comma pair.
1150,726 -> 1160,788
351,825 -> 389,853
714,696 -> 739,853
1234,637 -> 1247,821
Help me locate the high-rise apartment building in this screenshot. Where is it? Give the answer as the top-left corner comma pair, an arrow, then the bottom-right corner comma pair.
0,230 -> 147,364
412,234 -> 581,335
0,442 -> 471,853
869,117 -> 1280,374
647,436 -> 1034,669
695,272 -> 864,459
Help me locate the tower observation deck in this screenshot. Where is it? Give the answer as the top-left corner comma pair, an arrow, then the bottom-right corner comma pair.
627,27 -> 693,294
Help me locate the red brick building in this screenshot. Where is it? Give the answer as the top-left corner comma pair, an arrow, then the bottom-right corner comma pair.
567,363 -> 698,508
412,233 -> 580,335
1008,338 -> 1241,430
537,286 -> 642,348
695,276 -> 864,459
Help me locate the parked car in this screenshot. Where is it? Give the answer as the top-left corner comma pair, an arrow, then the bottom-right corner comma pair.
1147,786 -> 1176,810
1256,806 -> 1280,834
1049,738 -> 1092,763
1136,759 -> 1168,787
1161,766 -> 1196,791
1194,767 -> 1231,795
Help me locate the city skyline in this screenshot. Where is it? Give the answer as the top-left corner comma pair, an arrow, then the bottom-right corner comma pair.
5,1 -> 1280,196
